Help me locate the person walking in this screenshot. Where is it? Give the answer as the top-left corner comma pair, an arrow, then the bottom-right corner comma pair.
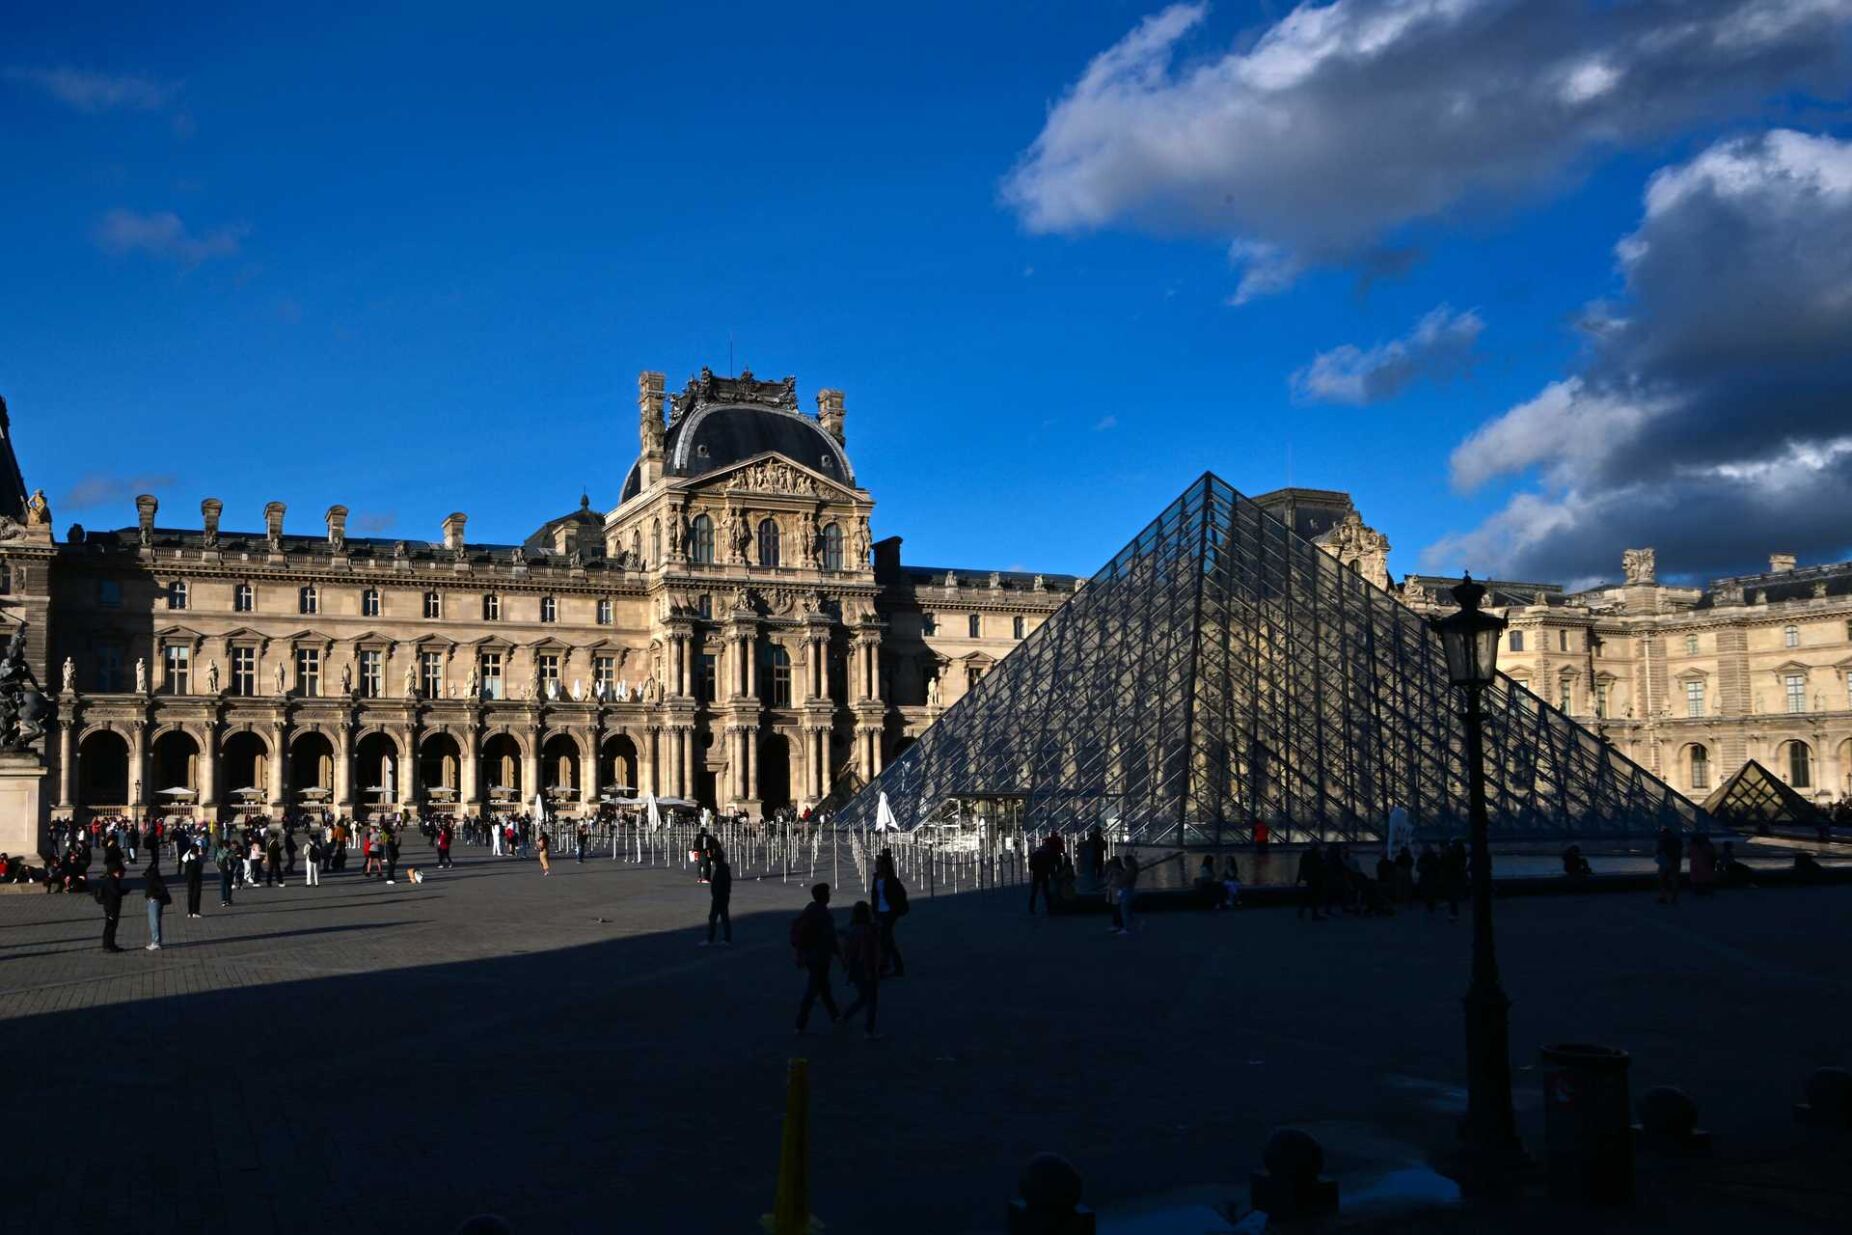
98,865 -> 126,952
1295,845 -> 1326,920
435,824 -> 453,869
181,840 -> 204,918
535,829 -> 551,876
383,826 -> 400,884
1027,837 -> 1056,915
265,831 -> 285,888
871,850 -> 908,976
304,831 -> 322,887
792,882 -> 841,1033
215,837 -> 235,907
839,901 -> 883,1039
143,858 -> 171,951
1654,825 -> 1683,905
575,820 -> 589,864
702,845 -> 732,945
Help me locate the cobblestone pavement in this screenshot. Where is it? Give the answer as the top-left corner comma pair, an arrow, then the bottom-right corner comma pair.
3,845 -> 1848,1233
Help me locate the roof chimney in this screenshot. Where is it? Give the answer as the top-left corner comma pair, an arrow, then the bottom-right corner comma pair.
442,512 -> 468,551
1769,552 -> 1796,574
325,504 -> 348,549
135,493 -> 158,547
200,498 -> 222,547
264,501 -> 286,551
816,388 -> 845,446
637,371 -> 666,491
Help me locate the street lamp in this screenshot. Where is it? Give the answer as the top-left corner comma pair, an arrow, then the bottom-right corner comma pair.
1430,574 -> 1523,1178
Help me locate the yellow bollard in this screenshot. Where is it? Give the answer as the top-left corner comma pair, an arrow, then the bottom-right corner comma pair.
763,1058 -> 818,1234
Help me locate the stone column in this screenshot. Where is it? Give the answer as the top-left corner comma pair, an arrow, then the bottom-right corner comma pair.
679,727 -> 693,798
642,725 -> 657,796
57,719 -> 75,809
199,728 -> 218,817
462,719 -> 481,813
335,724 -> 353,813
746,728 -> 759,802
822,730 -> 835,798
524,720 -> 541,807
272,720 -> 290,810
402,723 -> 420,808
130,720 -> 147,812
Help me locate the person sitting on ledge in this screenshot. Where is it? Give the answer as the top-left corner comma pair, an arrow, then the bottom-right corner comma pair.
1562,845 -> 1593,878
1194,856 -> 1222,908
1221,855 -> 1242,908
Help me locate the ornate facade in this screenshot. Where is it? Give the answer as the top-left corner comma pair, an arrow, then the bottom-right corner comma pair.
0,377 -> 1078,843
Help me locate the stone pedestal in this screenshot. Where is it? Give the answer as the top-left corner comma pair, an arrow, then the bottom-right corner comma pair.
0,751 -> 48,859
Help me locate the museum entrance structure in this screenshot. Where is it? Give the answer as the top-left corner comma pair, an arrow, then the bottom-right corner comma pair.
838,474 -> 1703,846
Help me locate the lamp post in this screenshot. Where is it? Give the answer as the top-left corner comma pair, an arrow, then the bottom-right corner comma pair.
1430,574 -> 1522,1176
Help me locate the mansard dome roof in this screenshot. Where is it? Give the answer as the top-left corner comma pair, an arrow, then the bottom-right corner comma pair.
620,369 -> 853,503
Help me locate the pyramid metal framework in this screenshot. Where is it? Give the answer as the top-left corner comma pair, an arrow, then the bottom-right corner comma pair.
1699,758 -> 1824,833
841,475 -> 1702,845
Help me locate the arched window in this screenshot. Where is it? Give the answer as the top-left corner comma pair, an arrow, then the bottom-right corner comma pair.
167,580 -> 188,610
1787,740 -> 1813,788
690,515 -> 714,564
361,588 -> 380,617
651,520 -> 662,566
764,645 -> 792,707
1784,624 -> 1800,648
630,529 -> 641,563
1688,744 -> 1710,790
298,585 -> 318,616
821,523 -> 844,571
234,582 -> 254,613
757,518 -> 781,568
482,593 -> 501,621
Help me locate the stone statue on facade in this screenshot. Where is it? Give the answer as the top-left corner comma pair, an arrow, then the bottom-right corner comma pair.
726,508 -> 752,563
275,662 -> 286,694
24,488 -> 51,529
0,627 -> 52,751
340,663 -> 353,695
800,511 -> 819,567
466,666 -> 480,699
404,664 -> 419,698
62,656 -> 75,694
135,658 -> 149,694
1622,547 -> 1656,586
927,674 -> 941,708
206,659 -> 220,694
852,517 -> 872,567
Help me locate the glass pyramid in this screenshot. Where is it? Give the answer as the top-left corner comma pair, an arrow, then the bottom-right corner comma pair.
1699,758 -> 1823,834
842,474 -> 1702,845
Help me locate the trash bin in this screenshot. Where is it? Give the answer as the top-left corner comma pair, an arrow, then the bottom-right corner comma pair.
1540,1043 -> 1632,1204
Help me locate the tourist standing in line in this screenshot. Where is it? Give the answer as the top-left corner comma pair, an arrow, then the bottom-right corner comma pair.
1296,845 -> 1326,920
839,901 -> 882,1039
792,882 -> 841,1033
1441,839 -> 1468,920
1654,826 -> 1683,905
535,829 -> 551,876
182,839 -> 203,918
143,858 -> 170,951
871,850 -> 908,976
702,845 -> 732,945
98,865 -> 126,952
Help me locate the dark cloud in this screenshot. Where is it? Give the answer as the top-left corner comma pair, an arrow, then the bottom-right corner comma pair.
1291,304 -> 1482,405
1430,130 -> 1852,582
1004,1 -> 1852,299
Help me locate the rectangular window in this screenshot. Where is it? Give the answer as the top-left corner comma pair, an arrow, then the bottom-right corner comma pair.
299,586 -> 318,615
696,653 -> 717,704
1558,629 -> 1569,652
1013,615 -> 1025,640
1786,673 -> 1807,713
231,647 -> 256,697
1685,634 -> 1698,655
966,666 -> 981,692
1846,672 -> 1852,711
697,594 -> 712,619
541,596 -> 558,623
362,589 -> 381,617
167,580 -> 188,610
538,653 -> 560,691
424,591 -> 442,619
98,644 -> 124,692
235,583 -> 254,613
968,613 -> 981,639
922,612 -> 937,636
296,648 -> 321,698
1686,680 -> 1705,717
479,652 -> 503,700
163,645 -> 190,695
1508,630 -> 1524,652
421,651 -> 444,699
358,649 -> 383,699
593,655 -> 615,693
98,578 -> 121,607
596,598 -> 613,625
483,594 -> 501,621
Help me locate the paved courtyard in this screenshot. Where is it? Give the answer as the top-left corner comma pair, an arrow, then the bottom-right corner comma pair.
4,843 -> 1849,1233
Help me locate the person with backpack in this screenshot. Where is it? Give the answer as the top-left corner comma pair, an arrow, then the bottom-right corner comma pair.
792,882 -> 841,1034
304,831 -> 323,887
871,850 -> 908,977
143,858 -> 171,951
839,901 -> 883,1039
701,845 -> 733,945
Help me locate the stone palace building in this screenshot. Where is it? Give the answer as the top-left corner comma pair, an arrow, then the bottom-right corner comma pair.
0,376 -> 1846,847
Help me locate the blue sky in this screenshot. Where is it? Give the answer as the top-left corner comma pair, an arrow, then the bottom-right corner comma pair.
4,2 -> 1850,585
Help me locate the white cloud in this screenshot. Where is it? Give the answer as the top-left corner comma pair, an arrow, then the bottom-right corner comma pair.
1094,414 -> 1119,431
93,209 -> 246,264
1428,129 -> 1852,580
1292,304 -> 1482,405
5,66 -> 177,112
1004,1 -> 1852,298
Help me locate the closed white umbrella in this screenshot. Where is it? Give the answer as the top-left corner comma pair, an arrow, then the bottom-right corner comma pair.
645,792 -> 662,831
875,791 -> 900,833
